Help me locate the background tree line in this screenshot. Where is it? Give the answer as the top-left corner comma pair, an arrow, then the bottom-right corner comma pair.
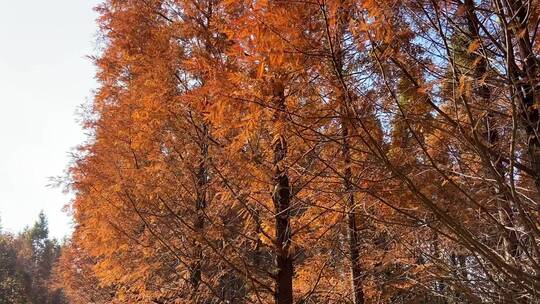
0,212 -> 68,303
54,0 -> 540,303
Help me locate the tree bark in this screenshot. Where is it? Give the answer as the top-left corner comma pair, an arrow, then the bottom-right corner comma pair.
191,123 -> 209,292
341,118 -> 365,304
271,80 -> 294,304
333,3 -> 365,301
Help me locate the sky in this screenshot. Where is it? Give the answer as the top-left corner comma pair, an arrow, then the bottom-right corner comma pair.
0,0 -> 101,239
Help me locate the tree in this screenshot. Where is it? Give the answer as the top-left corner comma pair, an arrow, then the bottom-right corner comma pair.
59,0 -> 540,303
0,213 -> 68,304
0,234 -> 28,304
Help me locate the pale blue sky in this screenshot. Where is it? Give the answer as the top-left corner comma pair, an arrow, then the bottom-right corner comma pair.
0,0 -> 100,239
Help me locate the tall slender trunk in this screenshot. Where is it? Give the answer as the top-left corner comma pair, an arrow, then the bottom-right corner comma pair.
271,80 -> 294,304
191,123 -> 209,292
340,112 -> 365,304
332,3 -> 365,302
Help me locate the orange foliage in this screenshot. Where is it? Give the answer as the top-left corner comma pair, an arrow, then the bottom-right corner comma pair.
57,0 -> 540,303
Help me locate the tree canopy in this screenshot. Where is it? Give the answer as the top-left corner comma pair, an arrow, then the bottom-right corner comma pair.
55,0 -> 540,303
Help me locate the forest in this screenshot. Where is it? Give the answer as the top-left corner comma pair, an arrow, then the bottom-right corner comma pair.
0,213 -> 67,303
43,0 -> 540,303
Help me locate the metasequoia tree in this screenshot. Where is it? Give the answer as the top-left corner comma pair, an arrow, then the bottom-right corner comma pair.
59,0 -> 540,303
349,0 -> 540,302
214,1 -> 346,302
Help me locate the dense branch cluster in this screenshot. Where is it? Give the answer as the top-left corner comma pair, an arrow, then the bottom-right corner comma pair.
56,0 -> 540,303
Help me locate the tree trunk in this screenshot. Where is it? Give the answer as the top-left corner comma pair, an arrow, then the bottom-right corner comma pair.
333,2 -> 365,300
271,80 -> 294,304
340,114 -> 365,304
191,123 -> 209,292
